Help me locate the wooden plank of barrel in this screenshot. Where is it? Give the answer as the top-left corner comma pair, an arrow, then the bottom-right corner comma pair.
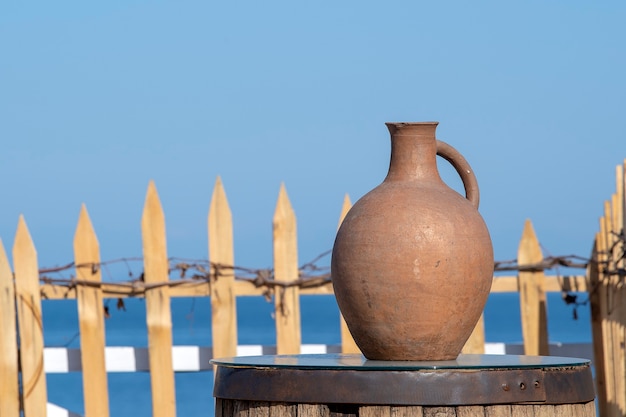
214,400 -> 596,417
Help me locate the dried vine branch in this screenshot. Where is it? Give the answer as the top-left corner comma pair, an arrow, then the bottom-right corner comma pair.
34,232 -> 626,305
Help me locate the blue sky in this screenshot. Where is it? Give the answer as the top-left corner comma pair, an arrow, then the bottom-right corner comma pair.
1,1 -> 624,276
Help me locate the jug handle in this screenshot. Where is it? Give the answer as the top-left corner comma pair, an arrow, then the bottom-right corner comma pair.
436,140 -> 480,208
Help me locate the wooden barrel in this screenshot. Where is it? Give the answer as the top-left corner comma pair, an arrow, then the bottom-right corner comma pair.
212,354 -> 596,417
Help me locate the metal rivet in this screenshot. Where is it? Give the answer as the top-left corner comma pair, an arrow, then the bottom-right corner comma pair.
520,382 -> 526,390
502,384 -> 510,391
534,380 -> 540,388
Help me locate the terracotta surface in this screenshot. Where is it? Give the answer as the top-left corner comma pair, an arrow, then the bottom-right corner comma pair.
331,122 -> 494,361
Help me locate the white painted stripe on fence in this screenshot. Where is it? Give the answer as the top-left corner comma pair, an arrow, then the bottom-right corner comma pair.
484,342 -> 506,355
42,342 -> 593,373
300,344 -> 328,354
47,402 -> 82,417
236,345 -> 263,356
105,346 -> 137,372
44,347 -> 70,373
172,346 -> 201,371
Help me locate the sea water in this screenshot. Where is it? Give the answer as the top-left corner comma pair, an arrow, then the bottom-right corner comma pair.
44,292 -> 591,417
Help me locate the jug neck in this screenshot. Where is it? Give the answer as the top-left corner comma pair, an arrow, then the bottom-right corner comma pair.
384,122 -> 442,182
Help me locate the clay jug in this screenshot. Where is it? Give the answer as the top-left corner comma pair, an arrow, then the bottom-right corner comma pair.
331,122 -> 493,361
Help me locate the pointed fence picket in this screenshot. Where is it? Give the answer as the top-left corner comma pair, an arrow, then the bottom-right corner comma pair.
518,219 -> 549,356
209,176 -> 237,360
142,181 -> 177,417
3,160 -> 626,416
336,194 -> 360,354
13,216 -> 48,417
0,239 -> 19,417
588,237 -> 606,417
273,183 -> 301,355
74,205 -> 109,417
461,314 -> 486,355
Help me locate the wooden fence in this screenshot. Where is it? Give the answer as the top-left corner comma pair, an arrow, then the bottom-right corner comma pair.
588,159 -> 626,417
1,159 -> 624,416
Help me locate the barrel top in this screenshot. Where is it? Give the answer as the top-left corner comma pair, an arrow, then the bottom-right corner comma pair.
211,353 -> 590,371
212,354 -> 595,406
